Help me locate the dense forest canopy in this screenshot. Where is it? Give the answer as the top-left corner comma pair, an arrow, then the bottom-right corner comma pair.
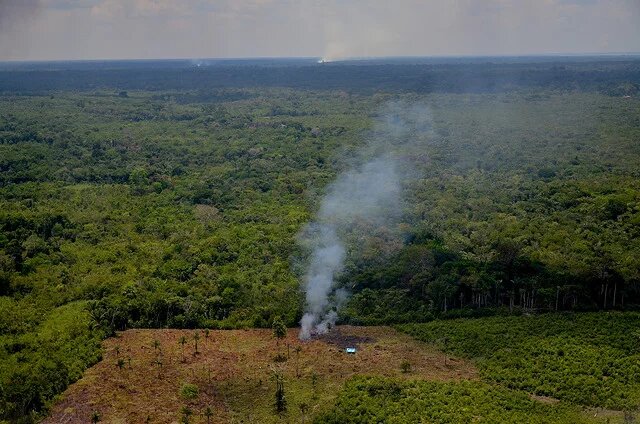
1,57 -> 640,94
0,57 -> 639,421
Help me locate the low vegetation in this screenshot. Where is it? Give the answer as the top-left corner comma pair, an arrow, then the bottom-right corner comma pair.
317,377 -> 599,424
180,383 -> 199,400
399,312 -> 640,410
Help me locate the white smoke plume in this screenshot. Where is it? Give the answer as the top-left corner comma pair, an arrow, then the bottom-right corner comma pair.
298,101 -> 432,340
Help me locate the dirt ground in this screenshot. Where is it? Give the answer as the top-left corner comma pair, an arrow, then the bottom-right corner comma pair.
44,326 -> 477,424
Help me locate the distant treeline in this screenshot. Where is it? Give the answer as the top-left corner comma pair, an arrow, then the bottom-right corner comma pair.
0,60 -> 639,94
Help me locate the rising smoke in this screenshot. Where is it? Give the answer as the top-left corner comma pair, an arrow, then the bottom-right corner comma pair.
298,101 -> 432,340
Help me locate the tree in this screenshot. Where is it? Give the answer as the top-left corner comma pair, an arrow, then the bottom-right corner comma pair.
426,276 -> 457,312
272,317 -> 287,345
494,238 -> 522,288
0,253 -> 14,296
204,406 -> 214,424
181,406 -> 193,424
441,337 -> 449,366
129,167 -> 149,195
154,358 -> 163,379
91,411 -> 101,423
179,335 -> 187,362
193,331 -> 200,355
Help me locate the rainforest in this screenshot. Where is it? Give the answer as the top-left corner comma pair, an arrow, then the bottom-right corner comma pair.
0,57 -> 639,423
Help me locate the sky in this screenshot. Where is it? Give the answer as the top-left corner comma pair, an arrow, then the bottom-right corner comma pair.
0,0 -> 639,61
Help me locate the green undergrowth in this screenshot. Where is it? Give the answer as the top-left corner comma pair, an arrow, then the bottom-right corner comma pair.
315,376 -> 600,424
398,312 -> 640,410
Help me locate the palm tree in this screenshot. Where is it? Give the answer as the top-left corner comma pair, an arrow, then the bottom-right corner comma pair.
181,406 -> 193,424
204,406 -> 214,424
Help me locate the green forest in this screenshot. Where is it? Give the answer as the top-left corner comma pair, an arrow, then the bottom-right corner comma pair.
0,59 -> 639,422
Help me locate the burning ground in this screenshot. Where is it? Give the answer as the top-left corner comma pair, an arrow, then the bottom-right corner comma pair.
44,326 -> 476,423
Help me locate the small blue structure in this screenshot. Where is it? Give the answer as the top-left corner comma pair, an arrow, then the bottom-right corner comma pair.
345,347 -> 357,354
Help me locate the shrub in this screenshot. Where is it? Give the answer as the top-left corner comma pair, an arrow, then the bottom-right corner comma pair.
399,312 -> 640,409
179,383 -> 199,400
273,353 -> 287,363
316,377 -> 597,423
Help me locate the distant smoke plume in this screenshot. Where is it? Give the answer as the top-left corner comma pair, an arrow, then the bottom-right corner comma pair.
298,101 -> 432,340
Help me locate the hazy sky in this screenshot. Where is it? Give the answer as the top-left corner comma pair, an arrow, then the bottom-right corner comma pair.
1,0 -> 639,61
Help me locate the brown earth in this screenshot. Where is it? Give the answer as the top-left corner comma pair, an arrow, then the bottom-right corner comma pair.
44,326 -> 477,424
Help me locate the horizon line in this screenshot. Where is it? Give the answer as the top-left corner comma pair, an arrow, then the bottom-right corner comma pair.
2,52 -> 640,65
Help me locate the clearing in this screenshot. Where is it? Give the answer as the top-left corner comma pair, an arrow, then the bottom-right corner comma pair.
44,326 -> 476,423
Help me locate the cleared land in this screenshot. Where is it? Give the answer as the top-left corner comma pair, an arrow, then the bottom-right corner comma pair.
44,326 -> 476,423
